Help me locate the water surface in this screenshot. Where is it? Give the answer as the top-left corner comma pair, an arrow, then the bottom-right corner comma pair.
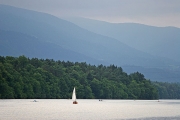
0,99 -> 180,120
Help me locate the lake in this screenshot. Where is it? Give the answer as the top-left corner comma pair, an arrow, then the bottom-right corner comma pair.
0,99 -> 180,120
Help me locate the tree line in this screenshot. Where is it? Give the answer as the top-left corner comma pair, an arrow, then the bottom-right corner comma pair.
0,56 -> 178,99
153,81 -> 180,99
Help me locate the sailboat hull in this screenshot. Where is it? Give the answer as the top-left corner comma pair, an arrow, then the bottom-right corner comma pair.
73,101 -> 78,104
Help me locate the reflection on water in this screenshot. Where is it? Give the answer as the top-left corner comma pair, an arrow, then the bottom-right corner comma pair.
0,99 -> 180,120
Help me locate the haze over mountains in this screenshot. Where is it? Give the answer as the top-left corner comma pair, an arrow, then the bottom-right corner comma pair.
0,4 -> 180,82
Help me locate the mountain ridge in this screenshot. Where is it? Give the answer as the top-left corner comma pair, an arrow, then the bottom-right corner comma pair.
0,4 -> 180,82
65,17 -> 180,62
0,4 -> 171,67
0,30 -> 104,64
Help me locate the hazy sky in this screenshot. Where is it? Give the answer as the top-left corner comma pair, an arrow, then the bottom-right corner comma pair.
1,0 -> 180,27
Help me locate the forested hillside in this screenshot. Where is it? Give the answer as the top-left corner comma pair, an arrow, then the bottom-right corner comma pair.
0,56 -> 158,99
153,82 -> 180,99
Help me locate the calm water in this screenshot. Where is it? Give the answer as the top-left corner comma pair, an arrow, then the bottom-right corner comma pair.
0,99 -> 180,120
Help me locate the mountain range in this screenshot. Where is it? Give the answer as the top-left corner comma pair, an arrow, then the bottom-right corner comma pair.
0,4 -> 180,82
66,17 -> 180,62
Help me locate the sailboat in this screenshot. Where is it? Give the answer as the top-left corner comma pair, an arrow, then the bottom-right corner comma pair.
72,87 -> 78,104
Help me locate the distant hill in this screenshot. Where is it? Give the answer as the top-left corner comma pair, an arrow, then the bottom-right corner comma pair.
0,30 -> 101,63
0,4 -> 180,82
66,17 -> 180,62
122,65 -> 180,82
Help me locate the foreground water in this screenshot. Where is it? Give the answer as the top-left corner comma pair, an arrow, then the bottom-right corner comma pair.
0,99 -> 180,120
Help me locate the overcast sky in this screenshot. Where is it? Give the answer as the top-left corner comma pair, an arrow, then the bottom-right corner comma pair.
1,0 -> 180,27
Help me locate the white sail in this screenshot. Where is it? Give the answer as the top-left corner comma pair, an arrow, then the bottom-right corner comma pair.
72,87 -> 76,101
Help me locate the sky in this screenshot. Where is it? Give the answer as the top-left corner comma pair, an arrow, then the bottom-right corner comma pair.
1,0 -> 180,27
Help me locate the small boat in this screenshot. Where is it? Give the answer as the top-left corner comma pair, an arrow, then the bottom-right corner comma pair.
72,87 -> 78,104
33,100 -> 37,102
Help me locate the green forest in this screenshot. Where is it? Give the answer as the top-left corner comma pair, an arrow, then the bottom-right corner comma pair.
153,81 -> 180,99
0,56 -> 180,99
